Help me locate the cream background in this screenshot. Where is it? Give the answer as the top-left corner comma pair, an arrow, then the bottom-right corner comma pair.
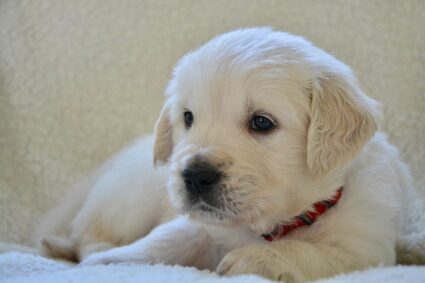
0,0 -> 424,246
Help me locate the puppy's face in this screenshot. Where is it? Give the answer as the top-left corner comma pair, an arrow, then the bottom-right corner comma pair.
154,28 -> 379,233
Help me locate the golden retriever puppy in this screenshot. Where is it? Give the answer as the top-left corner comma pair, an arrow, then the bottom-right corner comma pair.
36,28 -> 419,282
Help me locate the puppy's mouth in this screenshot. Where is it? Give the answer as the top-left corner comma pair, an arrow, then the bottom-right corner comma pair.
184,188 -> 242,222
188,188 -> 220,208
187,193 -> 224,213
194,200 -> 221,213
187,203 -> 237,224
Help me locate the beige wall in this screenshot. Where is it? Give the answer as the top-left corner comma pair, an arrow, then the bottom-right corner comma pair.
1,0 -> 424,245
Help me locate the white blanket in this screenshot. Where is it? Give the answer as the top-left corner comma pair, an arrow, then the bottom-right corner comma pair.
1,252 -> 425,283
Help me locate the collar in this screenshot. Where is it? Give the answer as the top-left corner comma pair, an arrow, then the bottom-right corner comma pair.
262,187 -> 343,241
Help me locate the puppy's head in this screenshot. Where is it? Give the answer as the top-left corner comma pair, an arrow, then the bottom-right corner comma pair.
154,28 -> 379,233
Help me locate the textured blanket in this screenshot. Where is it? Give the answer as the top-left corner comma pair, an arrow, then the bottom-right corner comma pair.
1,252 -> 425,283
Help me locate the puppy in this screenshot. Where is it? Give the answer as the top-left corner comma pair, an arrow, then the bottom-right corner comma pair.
36,28 -> 419,282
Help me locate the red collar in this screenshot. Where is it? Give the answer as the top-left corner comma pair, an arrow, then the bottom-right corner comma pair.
262,187 -> 343,241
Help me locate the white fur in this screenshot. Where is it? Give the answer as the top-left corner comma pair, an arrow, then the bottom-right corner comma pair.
36,28 -> 420,282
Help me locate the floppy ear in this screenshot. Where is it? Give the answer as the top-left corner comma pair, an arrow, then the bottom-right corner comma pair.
153,103 -> 173,165
307,72 -> 380,179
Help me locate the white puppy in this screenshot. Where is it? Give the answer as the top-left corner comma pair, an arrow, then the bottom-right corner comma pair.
36,28 -> 420,282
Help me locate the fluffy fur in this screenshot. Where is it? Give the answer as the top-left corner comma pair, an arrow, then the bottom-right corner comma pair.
35,28 -> 421,282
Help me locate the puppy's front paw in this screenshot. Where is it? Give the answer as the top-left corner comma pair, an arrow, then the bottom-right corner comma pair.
217,246 -> 304,283
80,247 -> 145,265
80,249 -> 130,265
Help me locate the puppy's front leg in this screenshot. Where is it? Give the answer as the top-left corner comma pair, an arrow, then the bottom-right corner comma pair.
217,240 -> 385,283
82,216 -> 212,269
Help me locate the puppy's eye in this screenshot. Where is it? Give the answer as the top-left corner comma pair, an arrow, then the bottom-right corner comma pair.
250,115 -> 275,132
184,111 -> 194,128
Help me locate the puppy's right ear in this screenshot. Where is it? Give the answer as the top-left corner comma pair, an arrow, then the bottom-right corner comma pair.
153,103 -> 173,165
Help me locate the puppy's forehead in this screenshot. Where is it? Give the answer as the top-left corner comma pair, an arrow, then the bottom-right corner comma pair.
172,55 -> 308,129
176,60 -> 253,115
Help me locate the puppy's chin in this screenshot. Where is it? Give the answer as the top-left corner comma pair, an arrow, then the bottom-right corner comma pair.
175,198 -> 241,226
187,208 -> 240,227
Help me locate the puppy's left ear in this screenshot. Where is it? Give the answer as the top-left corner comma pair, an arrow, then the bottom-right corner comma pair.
153,103 -> 173,165
307,71 -> 380,179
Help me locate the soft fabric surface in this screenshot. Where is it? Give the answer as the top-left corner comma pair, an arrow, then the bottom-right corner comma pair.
0,1 -> 424,283
2,252 -> 425,283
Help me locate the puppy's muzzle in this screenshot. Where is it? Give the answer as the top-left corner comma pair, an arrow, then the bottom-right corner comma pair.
182,161 -> 221,194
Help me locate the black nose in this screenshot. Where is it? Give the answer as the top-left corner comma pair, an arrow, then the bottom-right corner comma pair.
182,163 -> 221,194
